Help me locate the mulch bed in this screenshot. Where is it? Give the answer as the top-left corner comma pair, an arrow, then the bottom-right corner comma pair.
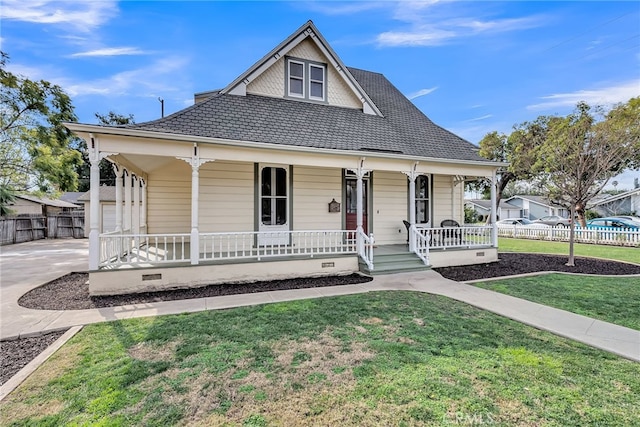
3,252 -> 638,387
18,274 -> 373,311
1,330 -> 66,385
434,252 -> 640,282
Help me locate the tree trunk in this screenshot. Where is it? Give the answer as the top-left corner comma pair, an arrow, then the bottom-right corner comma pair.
566,207 -> 575,267
575,202 -> 587,228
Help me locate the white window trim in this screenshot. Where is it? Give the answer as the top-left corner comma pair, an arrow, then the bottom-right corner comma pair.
259,164 -> 289,227
287,59 -> 305,99
308,63 -> 325,101
415,175 -> 431,225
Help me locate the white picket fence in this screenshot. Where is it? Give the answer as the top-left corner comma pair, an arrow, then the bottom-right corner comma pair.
497,225 -> 640,247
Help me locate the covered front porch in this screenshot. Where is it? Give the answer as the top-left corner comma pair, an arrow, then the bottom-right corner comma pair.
88,225 -> 498,295
75,126 -> 501,295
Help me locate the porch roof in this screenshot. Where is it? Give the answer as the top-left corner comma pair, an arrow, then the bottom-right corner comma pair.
81,69 -> 493,165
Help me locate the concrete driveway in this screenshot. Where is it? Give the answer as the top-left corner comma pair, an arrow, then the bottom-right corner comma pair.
0,239 -> 88,339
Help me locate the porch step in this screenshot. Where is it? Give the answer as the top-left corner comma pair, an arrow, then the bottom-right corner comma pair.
359,252 -> 431,275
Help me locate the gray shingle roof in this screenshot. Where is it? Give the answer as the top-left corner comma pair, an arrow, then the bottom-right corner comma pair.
124,67 -> 486,163
78,186 -> 142,202
16,195 -> 80,209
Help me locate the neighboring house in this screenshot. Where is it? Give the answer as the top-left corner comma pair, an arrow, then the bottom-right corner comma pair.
588,188 -> 640,217
65,21 -> 504,295
6,194 -> 80,216
465,199 -> 520,221
505,195 -> 569,220
59,192 -> 85,208
78,186 -> 143,237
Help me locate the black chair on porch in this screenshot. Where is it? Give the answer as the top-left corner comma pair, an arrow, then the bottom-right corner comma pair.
440,219 -> 462,245
403,220 -> 411,245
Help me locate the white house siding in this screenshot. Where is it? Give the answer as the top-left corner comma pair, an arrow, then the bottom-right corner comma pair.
292,166 -> 342,231
372,171 -> 407,245
199,161 -> 254,233
432,175 -> 463,226
246,38 -> 362,110
146,159 -> 191,234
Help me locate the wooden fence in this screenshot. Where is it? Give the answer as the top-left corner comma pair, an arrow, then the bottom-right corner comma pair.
0,212 -> 84,245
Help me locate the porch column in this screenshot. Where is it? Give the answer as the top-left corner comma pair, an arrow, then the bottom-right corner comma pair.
141,178 -> 147,232
113,164 -> 123,232
124,170 -> 132,232
132,174 -> 141,234
403,163 -> 420,252
348,159 -> 371,255
190,162 -> 200,265
177,144 -> 214,266
88,141 -> 101,271
490,172 -> 498,247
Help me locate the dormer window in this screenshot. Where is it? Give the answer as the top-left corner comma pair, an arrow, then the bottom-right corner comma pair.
286,57 -> 326,102
288,60 -> 304,97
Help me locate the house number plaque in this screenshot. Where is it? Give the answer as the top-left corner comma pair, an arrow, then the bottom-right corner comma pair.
328,198 -> 340,213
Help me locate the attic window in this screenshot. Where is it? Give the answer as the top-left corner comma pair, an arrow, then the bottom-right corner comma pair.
286,57 -> 326,102
288,60 -> 304,98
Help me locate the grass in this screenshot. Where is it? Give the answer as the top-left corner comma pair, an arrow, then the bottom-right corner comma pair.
475,274 -> 640,330
498,237 -> 640,264
2,292 -> 639,426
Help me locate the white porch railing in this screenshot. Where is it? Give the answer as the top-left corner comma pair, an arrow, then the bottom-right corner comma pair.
357,229 -> 375,271
100,233 -> 189,267
410,225 -> 430,265
200,230 -> 358,261
497,226 -> 640,246
99,230 -> 365,268
415,226 -> 493,250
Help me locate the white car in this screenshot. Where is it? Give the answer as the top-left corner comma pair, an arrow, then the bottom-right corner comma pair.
496,218 -> 551,228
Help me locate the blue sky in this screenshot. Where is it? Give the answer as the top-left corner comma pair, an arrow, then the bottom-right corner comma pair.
2,0 -> 639,189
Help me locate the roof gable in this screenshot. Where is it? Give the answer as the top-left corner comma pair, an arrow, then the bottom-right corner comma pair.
590,188 -> 640,206
221,20 -> 382,116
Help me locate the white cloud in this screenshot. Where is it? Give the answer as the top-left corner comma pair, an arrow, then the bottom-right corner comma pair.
466,114 -> 493,122
301,1 -> 387,16
70,47 -> 150,58
64,56 -> 191,97
377,2 -> 544,47
527,80 -> 640,111
1,0 -> 118,31
378,28 -> 456,47
407,86 -> 439,100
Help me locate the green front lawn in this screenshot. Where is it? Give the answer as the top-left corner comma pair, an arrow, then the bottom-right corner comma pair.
498,237 -> 640,264
475,274 -> 640,330
2,292 -> 639,426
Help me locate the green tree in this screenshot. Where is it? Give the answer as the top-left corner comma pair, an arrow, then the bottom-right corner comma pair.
538,100 -> 639,266
476,122 -> 543,219
75,111 -> 135,192
0,184 -> 16,216
0,52 -> 82,194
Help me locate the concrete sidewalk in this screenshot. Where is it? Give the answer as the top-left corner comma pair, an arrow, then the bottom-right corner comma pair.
1,239 -> 638,362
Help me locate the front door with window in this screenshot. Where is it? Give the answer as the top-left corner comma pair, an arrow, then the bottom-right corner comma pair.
259,165 -> 289,245
345,175 -> 368,236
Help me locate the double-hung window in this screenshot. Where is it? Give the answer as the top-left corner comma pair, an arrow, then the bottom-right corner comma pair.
288,60 -> 305,98
286,57 -> 326,102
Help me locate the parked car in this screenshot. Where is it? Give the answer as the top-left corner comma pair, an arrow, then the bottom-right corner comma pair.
585,217 -> 640,230
533,215 -> 571,227
496,218 -> 551,228
611,215 -> 640,223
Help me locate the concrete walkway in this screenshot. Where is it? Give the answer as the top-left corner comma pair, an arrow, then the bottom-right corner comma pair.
1,239 -> 638,362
